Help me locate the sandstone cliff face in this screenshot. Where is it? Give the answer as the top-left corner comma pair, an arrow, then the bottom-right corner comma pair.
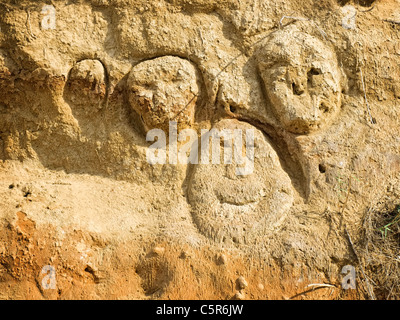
0,0 -> 400,300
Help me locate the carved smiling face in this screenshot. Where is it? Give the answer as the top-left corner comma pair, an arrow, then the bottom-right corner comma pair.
256,28 -> 342,134
127,56 -> 199,132
188,119 -> 294,245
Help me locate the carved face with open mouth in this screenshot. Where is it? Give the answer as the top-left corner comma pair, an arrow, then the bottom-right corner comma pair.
127,56 -> 200,133
256,27 -> 342,134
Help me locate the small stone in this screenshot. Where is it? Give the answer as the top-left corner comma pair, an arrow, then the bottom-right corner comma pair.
258,283 -> 264,290
233,291 -> 245,300
216,253 -> 227,265
152,246 -> 165,256
236,276 -> 248,290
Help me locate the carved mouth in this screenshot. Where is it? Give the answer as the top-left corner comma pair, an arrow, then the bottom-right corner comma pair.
214,187 -> 265,206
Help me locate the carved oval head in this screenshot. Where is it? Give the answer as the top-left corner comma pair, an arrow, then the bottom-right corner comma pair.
127,56 -> 200,133
256,26 -> 342,134
67,59 -> 107,105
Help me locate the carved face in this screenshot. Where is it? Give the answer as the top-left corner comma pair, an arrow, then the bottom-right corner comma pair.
257,29 -> 342,134
66,59 -> 106,107
188,119 -> 294,245
127,56 -> 199,132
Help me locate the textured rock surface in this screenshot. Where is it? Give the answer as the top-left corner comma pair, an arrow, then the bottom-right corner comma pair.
0,0 -> 400,300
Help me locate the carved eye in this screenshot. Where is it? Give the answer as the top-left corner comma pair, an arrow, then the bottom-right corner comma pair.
307,68 -> 322,86
319,102 -> 330,113
308,67 -> 322,76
